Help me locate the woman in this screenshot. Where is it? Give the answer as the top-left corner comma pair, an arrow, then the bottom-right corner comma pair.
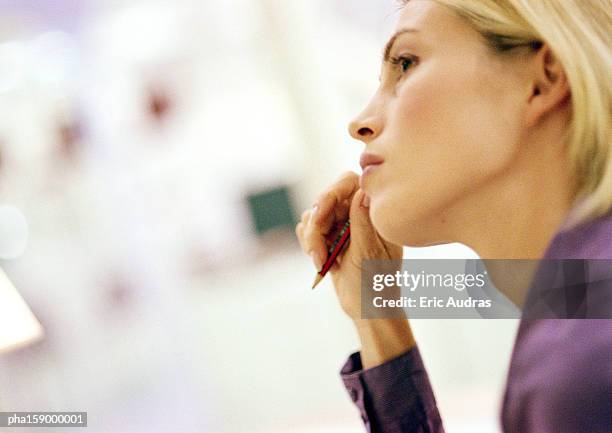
296,0 -> 611,432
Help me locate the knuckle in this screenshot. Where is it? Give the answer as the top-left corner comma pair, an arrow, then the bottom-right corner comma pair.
304,219 -> 316,236
339,170 -> 356,181
301,235 -> 313,253
317,190 -> 331,202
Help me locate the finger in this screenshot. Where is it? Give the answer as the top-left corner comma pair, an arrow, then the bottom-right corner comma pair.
297,210 -> 312,249
298,204 -> 328,266
313,172 -> 358,223
331,198 -> 350,224
304,213 -> 330,269
307,172 -> 358,268
300,208 -> 324,254
320,194 -> 354,236
348,189 -> 384,251
297,220 -> 325,269
295,222 -> 306,252
314,172 -> 359,233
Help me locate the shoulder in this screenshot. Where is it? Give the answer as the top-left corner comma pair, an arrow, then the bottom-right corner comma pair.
545,211 -> 612,259
540,320 -> 612,431
505,212 -> 612,430
506,319 -> 612,432
530,211 -> 612,317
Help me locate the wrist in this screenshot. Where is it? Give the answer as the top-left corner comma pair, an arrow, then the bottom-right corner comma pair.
352,317 -> 409,333
352,318 -> 416,369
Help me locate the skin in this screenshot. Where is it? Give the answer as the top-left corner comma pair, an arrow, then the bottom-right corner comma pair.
296,0 -> 574,368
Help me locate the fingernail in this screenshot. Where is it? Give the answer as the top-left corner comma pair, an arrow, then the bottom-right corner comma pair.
310,205 -> 319,223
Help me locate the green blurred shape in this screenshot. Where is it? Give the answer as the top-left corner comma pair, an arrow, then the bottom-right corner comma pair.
247,185 -> 298,235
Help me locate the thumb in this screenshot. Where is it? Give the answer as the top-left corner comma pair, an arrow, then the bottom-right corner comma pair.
349,189 -> 382,250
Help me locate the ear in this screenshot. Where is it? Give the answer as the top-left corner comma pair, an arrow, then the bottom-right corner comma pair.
525,44 -> 570,128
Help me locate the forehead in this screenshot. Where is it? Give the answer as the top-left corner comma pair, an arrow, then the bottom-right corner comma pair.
395,0 -> 468,38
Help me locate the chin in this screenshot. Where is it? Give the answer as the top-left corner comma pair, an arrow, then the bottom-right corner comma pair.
369,201 -> 407,245
370,197 -> 438,247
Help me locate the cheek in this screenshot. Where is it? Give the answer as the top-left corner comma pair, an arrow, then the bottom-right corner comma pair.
401,63 -> 522,176
394,67 -> 520,169
369,69 -> 522,243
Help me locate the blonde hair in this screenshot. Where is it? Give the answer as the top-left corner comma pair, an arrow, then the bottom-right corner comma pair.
404,0 -> 612,229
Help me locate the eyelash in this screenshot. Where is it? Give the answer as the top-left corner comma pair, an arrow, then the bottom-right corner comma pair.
388,55 -> 418,75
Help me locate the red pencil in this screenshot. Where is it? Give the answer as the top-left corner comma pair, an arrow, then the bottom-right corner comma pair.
311,219 -> 351,289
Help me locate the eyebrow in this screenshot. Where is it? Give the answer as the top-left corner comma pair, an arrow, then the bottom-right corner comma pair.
382,28 -> 420,62
378,28 -> 420,82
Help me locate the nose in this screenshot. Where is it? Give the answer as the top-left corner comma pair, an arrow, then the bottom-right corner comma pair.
348,102 -> 383,143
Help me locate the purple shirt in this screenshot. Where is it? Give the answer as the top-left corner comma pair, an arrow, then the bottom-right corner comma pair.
340,211 -> 612,432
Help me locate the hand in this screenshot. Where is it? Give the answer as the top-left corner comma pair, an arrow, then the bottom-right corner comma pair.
296,171 -> 403,321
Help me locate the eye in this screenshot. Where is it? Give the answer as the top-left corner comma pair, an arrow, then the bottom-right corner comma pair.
389,55 -> 418,75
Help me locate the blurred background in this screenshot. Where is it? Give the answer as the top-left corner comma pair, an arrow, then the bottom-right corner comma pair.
0,0 -> 519,432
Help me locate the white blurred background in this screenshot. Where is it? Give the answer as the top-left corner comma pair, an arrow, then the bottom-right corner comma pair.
0,0 -> 519,432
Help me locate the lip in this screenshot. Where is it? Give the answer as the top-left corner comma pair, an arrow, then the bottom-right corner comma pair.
360,152 -> 385,171
359,152 -> 384,190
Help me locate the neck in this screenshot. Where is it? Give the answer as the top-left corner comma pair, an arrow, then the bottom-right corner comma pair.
454,139 -> 575,260
445,135 -> 576,306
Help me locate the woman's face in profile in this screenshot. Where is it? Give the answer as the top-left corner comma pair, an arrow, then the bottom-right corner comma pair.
350,0 -> 528,247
